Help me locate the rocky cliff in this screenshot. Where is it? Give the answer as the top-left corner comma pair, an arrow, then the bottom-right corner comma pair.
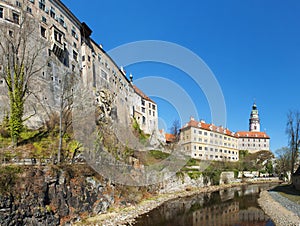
0,164 -> 115,226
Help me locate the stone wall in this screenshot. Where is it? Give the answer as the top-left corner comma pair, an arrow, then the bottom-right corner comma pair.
219,172 -> 235,185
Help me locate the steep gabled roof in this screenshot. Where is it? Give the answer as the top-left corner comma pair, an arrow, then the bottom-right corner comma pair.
133,85 -> 155,104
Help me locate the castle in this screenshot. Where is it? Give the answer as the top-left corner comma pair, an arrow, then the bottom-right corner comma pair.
0,1 -> 270,159
0,0 -> 158,136
181,103 -> 270,161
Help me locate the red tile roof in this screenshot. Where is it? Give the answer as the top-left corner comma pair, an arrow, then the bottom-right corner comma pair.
133,85 -> 155,103
236,131 -> 270,139
181,118 -> 236,137
165,133 -> 176,142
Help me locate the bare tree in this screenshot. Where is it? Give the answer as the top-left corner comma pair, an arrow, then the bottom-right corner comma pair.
57,71 -> 78,163
170,119 -> 181,142
275,147 -> 292,179
0,2 -> 48,145
286,111 -> 300,174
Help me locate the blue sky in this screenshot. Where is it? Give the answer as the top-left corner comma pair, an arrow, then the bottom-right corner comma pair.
62,0 -> 300,152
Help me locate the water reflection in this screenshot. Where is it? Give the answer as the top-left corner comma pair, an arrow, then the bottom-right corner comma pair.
134,184 -> 276,226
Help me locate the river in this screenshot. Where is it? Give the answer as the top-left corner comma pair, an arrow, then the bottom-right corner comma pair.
133,183 -> 277,226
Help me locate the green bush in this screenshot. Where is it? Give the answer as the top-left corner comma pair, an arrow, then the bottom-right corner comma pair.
187,171 -> 202,180
149,150 -> 170,160
203,167 -> 221,185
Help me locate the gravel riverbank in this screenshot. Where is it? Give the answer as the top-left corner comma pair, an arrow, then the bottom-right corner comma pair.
258,191 -> 300,226
77,180 -> 280,226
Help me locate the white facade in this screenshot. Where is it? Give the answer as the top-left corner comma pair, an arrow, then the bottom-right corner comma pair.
237,103 -> 270,153
133,85 -> 158,135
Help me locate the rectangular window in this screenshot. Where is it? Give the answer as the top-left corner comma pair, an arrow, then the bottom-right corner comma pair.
39,0 -> 45,10
149,110 -> 151,115
0,7 -> 3,18
142,107 -> 145,113
73,50 -> 78,61
12,12 -> 19,24
142,116 -> 146,124
40,26 -> 46,38
50,7 -> 55,18
16,1 -> 22,7
27,7 -> 32,14
54,30 -> 62,43
59,15 -> 64,26
71,27 -> 78,40
42,16 -> 47,23
141,99 -> 145,106
153,111 -> 155,116
149,103 -> 151,108
152,105 -> 156,110
101,70 -> 107,80
82,55 -> 85,61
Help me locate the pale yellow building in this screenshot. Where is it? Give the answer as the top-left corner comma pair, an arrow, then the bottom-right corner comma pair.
180,117 -> 239,162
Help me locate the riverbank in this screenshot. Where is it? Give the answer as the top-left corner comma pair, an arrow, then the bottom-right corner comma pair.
258,189 -> 300,226
77,179 -> 281,226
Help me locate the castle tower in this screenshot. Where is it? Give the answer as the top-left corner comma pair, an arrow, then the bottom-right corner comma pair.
249,103 -> 260,132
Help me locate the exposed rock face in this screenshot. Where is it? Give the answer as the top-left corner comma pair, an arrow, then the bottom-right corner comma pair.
0,165 -> 115,226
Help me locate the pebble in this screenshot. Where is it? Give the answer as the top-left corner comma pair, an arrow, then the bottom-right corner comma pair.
258,191 -> 300,226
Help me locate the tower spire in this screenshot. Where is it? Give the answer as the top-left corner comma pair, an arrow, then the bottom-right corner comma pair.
249,102 -> 260,132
